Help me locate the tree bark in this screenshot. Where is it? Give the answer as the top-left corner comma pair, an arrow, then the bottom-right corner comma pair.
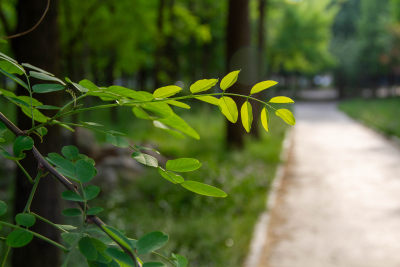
11,1 -> 62,266
226,0 -> 254,148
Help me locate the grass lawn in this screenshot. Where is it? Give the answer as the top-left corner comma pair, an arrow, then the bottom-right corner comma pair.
339,97 -> 400,138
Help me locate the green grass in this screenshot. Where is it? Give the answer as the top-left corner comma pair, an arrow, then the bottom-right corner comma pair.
339,97 -> 400,137
86,104 -> 287,266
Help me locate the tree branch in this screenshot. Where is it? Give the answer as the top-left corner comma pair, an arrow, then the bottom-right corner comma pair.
0,111 -> 139,265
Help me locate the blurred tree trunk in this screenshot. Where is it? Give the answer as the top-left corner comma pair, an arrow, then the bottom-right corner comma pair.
154,0 -> 166,88
226,0 -> 254,148
11,0 -> 62,266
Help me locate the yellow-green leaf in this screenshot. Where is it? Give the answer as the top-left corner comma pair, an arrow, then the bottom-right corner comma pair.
240,101 -> 253,133
181,181 -> 227,198
269,96 -> 294,104
261,107 -> 269,132
250,80 -> 278,94
218,96 -> 238,123
220,70 -> 240,91
190,79 -> 218,93
153,85 -> 182,98
195,96 -> 219,105
166,100 -> 191,109
275,109 -> 295,126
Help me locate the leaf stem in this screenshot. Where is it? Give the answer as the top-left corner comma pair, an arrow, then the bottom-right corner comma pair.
30,212 -> 68,233
0,221 -> 69,251
15,161 -> 34,184
23,171 -> 42,212
0,246 -> 10,267
152,251 -> 176,266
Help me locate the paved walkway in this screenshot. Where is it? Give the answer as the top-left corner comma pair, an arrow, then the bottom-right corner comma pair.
259,102 -> 400,267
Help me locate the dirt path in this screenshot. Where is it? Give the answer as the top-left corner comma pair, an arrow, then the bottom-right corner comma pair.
259,102 -> 400,267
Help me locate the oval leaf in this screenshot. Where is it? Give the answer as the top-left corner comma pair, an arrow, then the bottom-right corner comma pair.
29,71 -> 65,85
275,109 -> 295,126
6,229 -> 33,248
106,247 -> 135,265
75,159 -> 96,183
240,101 -> 253,133
218,96 -> 238,123
102,225 -> 134,252
61,190 -> 84,202
190,79 -> 218,93
195,96 -> 219,105
166,158 -> 201,172
143,262 -> 166,267
61,145 -> 79,161
132,152 -> 158,167
87,207 -> 104,216
79,236 -> 98,261
83,185 -> 100,201
32,84 -> 65,93
0,200 -> 7,216
181,181 -> 227,198
261,107 -> 269,132
250,80 -> 278,94
165,100 -> 191,109
158,168 -> 185,184
137,231 -> 169,255
269,96 -> 294,104
13,136 -> 34,158
220,70 -> 240,91
15,213 -> 36,227
153,85 -> 182,98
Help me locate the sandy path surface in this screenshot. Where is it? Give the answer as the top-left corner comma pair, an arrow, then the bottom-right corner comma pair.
259,102 -> 400,267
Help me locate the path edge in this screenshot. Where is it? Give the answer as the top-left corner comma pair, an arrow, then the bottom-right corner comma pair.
243,128 -> 294,267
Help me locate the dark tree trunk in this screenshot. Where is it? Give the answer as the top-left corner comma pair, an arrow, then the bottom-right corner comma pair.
11,1 -> 62,266
226,0 -> 254,148
154,0 -> 166,88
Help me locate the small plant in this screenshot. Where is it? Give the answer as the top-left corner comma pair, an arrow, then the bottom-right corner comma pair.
0,51 -> 295,266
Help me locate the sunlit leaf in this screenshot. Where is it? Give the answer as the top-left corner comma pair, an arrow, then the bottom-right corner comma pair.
269,96 -> 294,104
29,71 -> 65,85
132,152 -> 158,167
275,108 -> 295,125
240,101 -> 253,133
261,107 -> 269,132
195,96 -> 219,105
180,181 -> 227,197
79,79 -> 99,91
158,114 -> 200,140
153,85 -> 182,98
220,70 -> 240,91
166,100 -> 191,109
250,80 -> 278,94
137,231 -> 169,255
218,96 -> 238,123
190,79 -> 218,93
0,60 -> 24,75
166,158 -> 201,172
158,168 -> 185,184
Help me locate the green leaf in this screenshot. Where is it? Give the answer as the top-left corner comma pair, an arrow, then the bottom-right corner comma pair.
269,96 -> 294,104
0,68 -> 29,89
79,79 -> 99,91
171,254 -> 188,267
250,80 -> 278,94
0,60 -> 24,75
83,185 -> 100,201
158,168 -> 185,184
132,152 -> 158,167
76,159 -> 96,183
61,145 -> 80,161
61,232 -> 82,246
62,208 -> 82,217
158,113 -> 200,140
106,134 -> 129,148
132,107 -> 153,120
220,70 -> 240,91
105,247 -> 135,266
190,78 -> 218,93
0,200 -> 7,216
181,181 -> 227,198
15,213 -> 36,227
13,136 -> 34,158
275,109 -> 295,125
32,83 -> 65,93
102,225 -> 134,252
143,262 -> 165,267
137,231 -> 169,255
218,96 -> 238,123
153,85 -> 182,98
107,85 -> 154,101
165,100 -> 191,109
22,63 -> 53,76
195,96 -> 219,105
141,102 -> 174,118
62,190 -> 84,202
6,229 -> 33,247
36,127 -> 48,137
29,71 -> 65,85
240,101 -> 253,133
68,79 -> 88,92
47,153 -> 76,178
166,158 -> 201,172
261,107 -> 269,132
36,105 -> 60,110
79,236 -> 98,261
87,207 -> 104,215
90,238 -> 111,264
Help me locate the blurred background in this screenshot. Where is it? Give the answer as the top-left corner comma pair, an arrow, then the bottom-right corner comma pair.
0,0 -> 399,266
